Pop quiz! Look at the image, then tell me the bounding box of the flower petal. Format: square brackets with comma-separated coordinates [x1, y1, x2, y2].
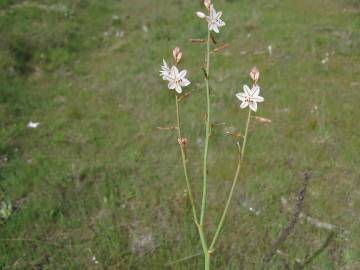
[210, 5, 216, 17]
[251, 85, 260, 96]
[168, 81, 176, 89]
[180, 78, 190, 87]
[236, 92, 247, 101]
[179, 69, 187, 78]
[163, 70, 172, 80]
[249, 101, 258, 112]
[171, 66, 179, 76]
[243, 85, 251, 95]
[251, 95, 264, 102]
[216, 11, 222, 19]
[162, 59, 168, 69]
[212, 24, 219, 33]
[240, 101, 249, 109]
[217, 19, 225, 27]
[175, 84, 182, 94]
[208, 23, 214, 31]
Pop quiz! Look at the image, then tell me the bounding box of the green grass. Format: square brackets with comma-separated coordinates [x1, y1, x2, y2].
[0, 0, 359, 269]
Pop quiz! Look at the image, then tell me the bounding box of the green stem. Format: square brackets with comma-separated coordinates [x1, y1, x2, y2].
[175, 95, 199, 225]
[198, 29, 212, 270]
[176, 94, 209, 268]
[209, 108, 252, 252]
[200, 30, 211, 227]
[204, 253, 210, 270]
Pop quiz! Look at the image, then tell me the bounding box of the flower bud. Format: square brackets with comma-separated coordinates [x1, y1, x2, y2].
[196, 11, 206, 19]
[250, 66, 260, 82]
[173, 46, 182, 64]
[255, 116, 272, 124]
[178, 137, 188, 147]
[204, 0, 211, 10]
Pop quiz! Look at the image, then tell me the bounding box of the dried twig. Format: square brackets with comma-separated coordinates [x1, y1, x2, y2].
[263, 172, 311, 264]
[212, 43, 229, 53]
[202, 66, 209, 79]
[157, 126, 178, 131]
[254, 116, 272, 124]
[295, 232, 335, 270]
[189, 38, 206, 44]
[210, 33, 217, 45]
[224, 130, 242, 138]
[281, 198, 336, 231]
[281, 197, 349, 236]
[178, 92, 192, 102]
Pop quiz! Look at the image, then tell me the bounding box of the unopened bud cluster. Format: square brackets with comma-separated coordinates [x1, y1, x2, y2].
[204, 0, 211, 10]
[173, 47, 182, 64]
[250, 67, 260, 84]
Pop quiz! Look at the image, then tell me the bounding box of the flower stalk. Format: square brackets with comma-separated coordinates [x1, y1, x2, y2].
[175, 95, 198, 225]
[200, 30, 211, 228]
[158, 1, 267, 269]
[199, 29, 212, 270]
[209, 107, 252, 252]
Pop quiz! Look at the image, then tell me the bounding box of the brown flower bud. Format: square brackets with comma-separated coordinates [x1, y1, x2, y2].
[177, 137, 188, 147]
[255, 116, 272, 124]
[173, 47, 182, 64]
[204, 0, 211, 10]
[225, 130, 242, 138]
[250, 67, 260, 82]
[212, 43, 229, 53]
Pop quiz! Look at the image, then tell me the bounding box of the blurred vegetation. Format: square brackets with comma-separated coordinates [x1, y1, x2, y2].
[0, 0, 359, 269]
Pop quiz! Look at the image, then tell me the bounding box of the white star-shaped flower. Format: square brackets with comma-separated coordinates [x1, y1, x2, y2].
[206, 5, 225, 33]
[159, 59, 172, 80]
[167, 66, 190, 94]
[236, 85, 264, 112]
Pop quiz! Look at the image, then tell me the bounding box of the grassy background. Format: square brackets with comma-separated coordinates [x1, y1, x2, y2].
[0, 0, 359, 269]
